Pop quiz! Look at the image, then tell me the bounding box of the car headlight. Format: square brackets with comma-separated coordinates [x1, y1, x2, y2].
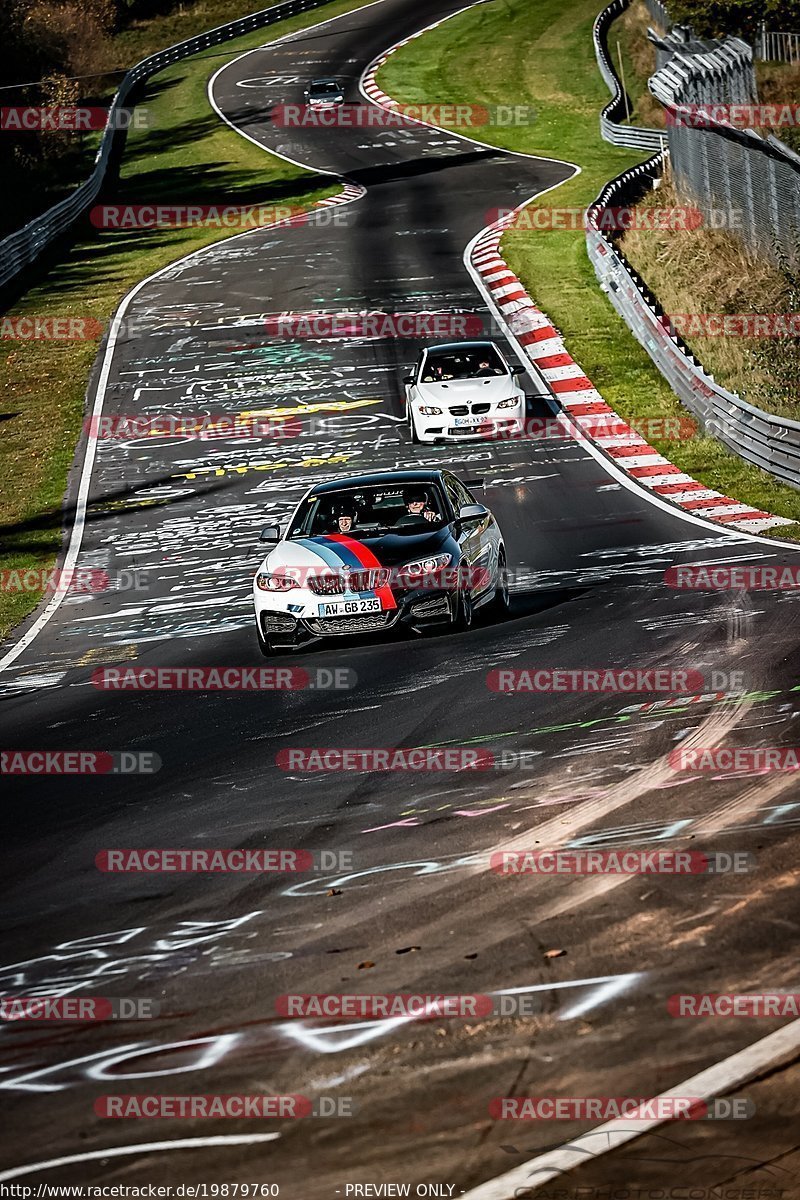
[398, 553, 452, 579]
[497, 397, 521, 409]
[418, 406, 443, 416]
[256, 572, 298, 592]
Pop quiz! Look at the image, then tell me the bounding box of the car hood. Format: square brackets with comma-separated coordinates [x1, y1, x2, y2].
[415, 377, 515, 404]
[260, 527, 452, 574]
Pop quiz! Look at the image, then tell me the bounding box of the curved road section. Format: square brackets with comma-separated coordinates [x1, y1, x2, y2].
[2, 0, 800, 1194]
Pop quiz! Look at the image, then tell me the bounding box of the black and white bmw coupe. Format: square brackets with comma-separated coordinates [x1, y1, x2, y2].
[253, 469, 510, 653]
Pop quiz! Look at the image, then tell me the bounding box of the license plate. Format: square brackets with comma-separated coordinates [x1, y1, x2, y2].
[318, 598, 382, 617]
[453, 417, 482, 427]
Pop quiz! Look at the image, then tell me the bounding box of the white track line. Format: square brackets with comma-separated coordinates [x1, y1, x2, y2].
[5, 0, 799, 678]
[208, 0, 388, 176]
[358, 5, 582, 172]
[460, 1018, 800, 1198]
[364, 7, 800, 553]
[0, 0, 376, 675]
[462, 224, 789, 542]
[0, 1134, 280, 1183]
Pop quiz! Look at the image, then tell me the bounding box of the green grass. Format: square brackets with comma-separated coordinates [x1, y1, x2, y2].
[0, 0, 357, 233]
[0, 0, 375, 642]
[606, 0, 665, 129]
[377, 0, 800, 534]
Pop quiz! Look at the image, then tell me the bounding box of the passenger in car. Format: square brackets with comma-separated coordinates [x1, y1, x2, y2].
[329, 501, 358, 534]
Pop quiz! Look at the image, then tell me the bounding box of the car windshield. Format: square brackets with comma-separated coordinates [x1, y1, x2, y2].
[421, 347, 506, 382]
[311, 81, 341, 93]
[288, 484, 449, 538]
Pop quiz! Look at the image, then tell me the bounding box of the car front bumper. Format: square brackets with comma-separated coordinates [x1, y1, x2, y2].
[255, 586, 456, 644]
[413, 403, 525, 442]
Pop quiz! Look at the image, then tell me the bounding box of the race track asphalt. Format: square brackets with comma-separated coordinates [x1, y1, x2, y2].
[1, 0, 800, 1193]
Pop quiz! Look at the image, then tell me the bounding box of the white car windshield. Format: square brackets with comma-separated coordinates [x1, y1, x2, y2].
[421, 348, 505, 382]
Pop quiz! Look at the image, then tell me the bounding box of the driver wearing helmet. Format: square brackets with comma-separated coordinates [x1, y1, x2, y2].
[330, 499, 358, 535]
[397, 487, 441, 526]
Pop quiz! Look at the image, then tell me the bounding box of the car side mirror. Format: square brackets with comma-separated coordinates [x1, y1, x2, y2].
[403, 374, 414, 385]
[512, 365, 526, 376]
[458, 503, 487, 522]
[259, 525, 282, 542]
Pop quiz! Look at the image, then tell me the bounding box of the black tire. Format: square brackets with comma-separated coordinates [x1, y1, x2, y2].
[409, 407, 422, 444]
[452, 588, 474, 632]
[491, 548, 511, 616]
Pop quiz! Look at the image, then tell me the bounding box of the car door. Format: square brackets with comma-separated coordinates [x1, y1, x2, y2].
[404, 353, 423, 413]
[444, 475, 492, 600]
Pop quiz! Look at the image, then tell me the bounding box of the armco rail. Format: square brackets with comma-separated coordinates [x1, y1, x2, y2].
[586, 160, 800, 489]
[0, 0, 333, 292]
[593, 0, 665, 151]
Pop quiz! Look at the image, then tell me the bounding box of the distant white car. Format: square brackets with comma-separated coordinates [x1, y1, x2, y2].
[403, 340, 526, 444]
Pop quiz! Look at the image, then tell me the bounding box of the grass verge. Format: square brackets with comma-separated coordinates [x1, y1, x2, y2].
[756, 59, 800, 155]
[1, 0, 356, 233]
[621, 174, 800, 421]
[0, 0, 374, 642]
[607, 0, 665, 129]
[377, 0, 800, 535]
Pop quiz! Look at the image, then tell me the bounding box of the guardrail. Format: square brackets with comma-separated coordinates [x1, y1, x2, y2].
[586, 160, 800, 488]
[649, 34, 800, 264]
[593, 0, 667, 151]
[0, 0, 333, 292]
[643, 0, 670, 31]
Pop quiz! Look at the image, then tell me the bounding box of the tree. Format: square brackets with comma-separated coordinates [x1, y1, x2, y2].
[667, 0, 800, 41]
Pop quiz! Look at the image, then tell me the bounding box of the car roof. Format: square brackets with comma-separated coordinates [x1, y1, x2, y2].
[310, 470, 446, 495]
[310, 77, 341, 85]
[423, 341, 500, 355]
